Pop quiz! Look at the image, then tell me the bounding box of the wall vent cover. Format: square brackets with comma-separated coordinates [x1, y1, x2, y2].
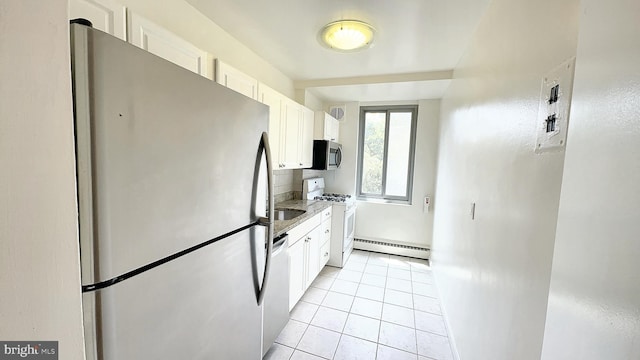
[329, 105, 346, 121]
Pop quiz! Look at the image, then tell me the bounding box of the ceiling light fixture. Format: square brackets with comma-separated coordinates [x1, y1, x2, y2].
[319, 20, 375, 52]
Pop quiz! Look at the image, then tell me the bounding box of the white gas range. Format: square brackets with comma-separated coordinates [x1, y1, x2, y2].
[303, 178, 356, 268]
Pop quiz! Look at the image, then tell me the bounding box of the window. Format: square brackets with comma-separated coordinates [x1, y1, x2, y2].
[357, 105, 418, 203]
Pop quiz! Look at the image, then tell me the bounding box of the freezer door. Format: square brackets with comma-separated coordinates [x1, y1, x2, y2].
[71, 24, 269, 285]
[84, 226, 265, 360]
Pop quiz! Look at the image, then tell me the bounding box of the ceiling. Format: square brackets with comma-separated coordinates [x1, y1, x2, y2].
[186, 0, 491, 102]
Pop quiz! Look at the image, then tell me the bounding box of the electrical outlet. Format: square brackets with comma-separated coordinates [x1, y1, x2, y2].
[423, 196, 431, 213]
[535, 58, 576, 153]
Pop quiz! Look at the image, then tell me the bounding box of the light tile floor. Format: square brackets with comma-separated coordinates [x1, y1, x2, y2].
[264, 250, 454, 360]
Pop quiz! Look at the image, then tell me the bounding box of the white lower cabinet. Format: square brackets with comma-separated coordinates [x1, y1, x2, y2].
[287, 209, 332, 310]
[288, 236, 306, 310]
[319, 208, 332, 268]
[304, 226, 322, 286]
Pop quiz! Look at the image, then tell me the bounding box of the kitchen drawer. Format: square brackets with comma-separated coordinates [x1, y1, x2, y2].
[321, 219, 331, 246]
[287, 212, 322, 247]
[320, 240, 330, 267]
[321, 206, 332, 223]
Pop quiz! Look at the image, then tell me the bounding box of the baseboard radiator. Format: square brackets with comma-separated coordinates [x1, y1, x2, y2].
[354, 238, 430, 260]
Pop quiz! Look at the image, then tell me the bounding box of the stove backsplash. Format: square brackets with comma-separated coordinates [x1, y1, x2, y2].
[272, 169, 335, 204]
[295, 169, 327, 191]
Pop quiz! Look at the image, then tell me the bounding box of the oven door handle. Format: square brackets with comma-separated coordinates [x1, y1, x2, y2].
[344, 206, 356, 239]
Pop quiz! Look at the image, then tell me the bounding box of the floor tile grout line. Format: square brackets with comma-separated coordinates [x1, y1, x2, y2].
[331, 333, 343, 360]
[375, 299, 383, 360]
[416, 327, 450, 339]
[414, 289, 419, 358]
[295, 347, 333, 360]
[293, 320, 311, 351]
[282, 251, 437, 360]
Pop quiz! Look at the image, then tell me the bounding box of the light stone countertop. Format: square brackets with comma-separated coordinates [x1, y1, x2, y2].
[273, 199, 332, 237]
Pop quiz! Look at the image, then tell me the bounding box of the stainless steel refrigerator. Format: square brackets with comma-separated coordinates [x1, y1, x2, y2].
[70, 22, 274, 360]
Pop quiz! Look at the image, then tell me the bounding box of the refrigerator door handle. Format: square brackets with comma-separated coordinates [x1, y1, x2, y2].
[257, 131, 274, 306]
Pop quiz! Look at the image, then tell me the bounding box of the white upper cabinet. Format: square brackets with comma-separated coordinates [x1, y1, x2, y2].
[215, 60, 259, 100]
[258, 84, 313, 170]
[257, 83, 283, 168]
[280, 98, 303, 169]
[314, 111, 340, 142]
[280, 99, 315, 169]
[128, 11, 210, 78]
[69, 0, 126, 41]
[301, 107, 314, 168]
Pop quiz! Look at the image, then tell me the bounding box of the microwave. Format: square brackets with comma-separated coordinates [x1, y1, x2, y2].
[312, 140, 342, 170]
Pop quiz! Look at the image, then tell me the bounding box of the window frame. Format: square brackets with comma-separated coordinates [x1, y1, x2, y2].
[356, 105, 418, 204]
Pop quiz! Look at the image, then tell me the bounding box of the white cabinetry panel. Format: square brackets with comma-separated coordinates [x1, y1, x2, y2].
[301, 107, 314, 168]
[215, 60, 258, 100]
[257, 84, 283, 168]
[217, 63, 313, 169]
[314, 111, 339, 142]
[128, 11, 210, 78]
[69, 0, 126, 41]
[288, 237, 306, 310]
[305, 226, 322, 286]
[281, 99, 303, 169]
[287, 213, 326, 310]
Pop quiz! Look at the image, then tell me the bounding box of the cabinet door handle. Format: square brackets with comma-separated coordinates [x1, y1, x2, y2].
[299, 163, 303, 166]
[325, 229, 330, 234]
[325, 212, 330, 216]
[324, 252, 329, 256]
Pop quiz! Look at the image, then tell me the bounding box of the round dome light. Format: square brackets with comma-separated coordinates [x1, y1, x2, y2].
[319, 20, 375, 52]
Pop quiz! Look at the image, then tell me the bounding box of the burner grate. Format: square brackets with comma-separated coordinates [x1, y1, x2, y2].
[314, 193, 352, 202]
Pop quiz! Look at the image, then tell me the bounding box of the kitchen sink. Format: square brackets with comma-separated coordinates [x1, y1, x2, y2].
[274, 208, 306, 221]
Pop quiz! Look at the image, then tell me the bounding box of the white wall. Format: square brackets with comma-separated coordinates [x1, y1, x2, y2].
[431, 0, 580, 358]
[541, 0, 640, 358]
[0, 1, 85, 358]
[295, 89, 325, 112]
[323, 100, 440, 250]
[120, 0, 295, 98]
[323, 102, 361, 196]
[355, 100, 440, 249]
